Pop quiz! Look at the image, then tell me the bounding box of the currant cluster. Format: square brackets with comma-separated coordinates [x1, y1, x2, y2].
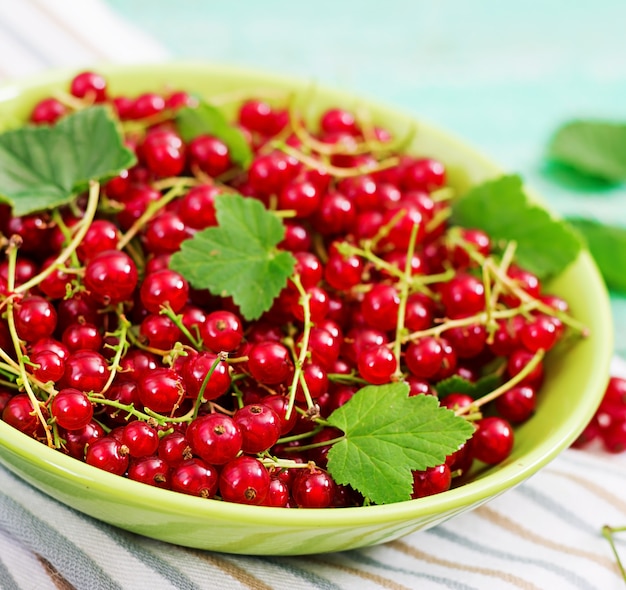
[573, 377, 626, 453]
[0, 70, 578, 508]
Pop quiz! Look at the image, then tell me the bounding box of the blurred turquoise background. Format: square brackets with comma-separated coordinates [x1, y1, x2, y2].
[106, 0, 626, 354]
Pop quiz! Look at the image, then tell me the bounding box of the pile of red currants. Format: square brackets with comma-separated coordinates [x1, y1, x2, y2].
[0, 71, 580, 508]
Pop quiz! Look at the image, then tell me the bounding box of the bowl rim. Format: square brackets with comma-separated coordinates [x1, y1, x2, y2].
[0, 60, 615, 530]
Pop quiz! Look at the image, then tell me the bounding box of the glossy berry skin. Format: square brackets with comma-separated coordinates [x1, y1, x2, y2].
[121, 420, 160, 458]
[182, 352, 231, 400]
[234, 404, 282, 454]
[177, 184, 220, 229]
[137, 368, 185, 414]
[292, 468, 336, 508]
[14, 296, 57, 343]
[128, 457, 170, 489]
[472, 417, 514, 465]
[30, 349, 65, 383]
[495, 385, 536, 424]
[219, 456, 270, 506]
[361, 284, 400, 332]
[188, 413, 242, 465]
[411, 464, 452, 498]
[50, 388, 93, 431]
[247, 342, 294, 385]
[2, 394, 41, 436]
[30, 97, 67, 124]
[141, 129, 186, 178]
[440, 273, 485, 318]
[143, 212, 190, 255]
[188, 135, 231, 177]
[404, 337, 444, 379]
[84, 250, 138, 305]
[140, 269, 189, 314]
[85, 437, 129, 475]
[170, 458, 218, 498]
[62, 350, 109, 393]
[70, 71, 107, 102]
[201, 310, 243, 353]
[357, 345, 397, 385]
[62, 421, 104, 460]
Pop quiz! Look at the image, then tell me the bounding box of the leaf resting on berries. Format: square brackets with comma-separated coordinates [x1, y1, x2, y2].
[176, 100, 253, 169]
[450, 175, 582, 280]
[435, 374, 502, 400]
[169, 193, 296, 321]
[0, 106, 135, 216]
[325, 382, 474, 505]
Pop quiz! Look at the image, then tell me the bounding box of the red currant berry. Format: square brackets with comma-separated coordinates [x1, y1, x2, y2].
[70, 71, 107, 102]
[30, 97, 67, 124]
[14, 296, 57, 343]
[357, 344, 397, 385]
[85, 437, 129, 475]
[411, 463, 451, 498]
[292, 467, 336, 508]
[219, 456, 270, 505]
[472, 417, 514, 464]
[121, 420, 160, 458]
[137, 368, 185, 414]
[188, 413, 242, 465]
[140, 129, 186, 178]
[140, 269, 189, 314]
[84, 250, 138, 305]
[247, 342, 294, 385]
[234, 404, 282, 454]
[201, 310, 243, 353]
[170, 458, 218, 498]
[50, 388, 93, 430]
[128, 457, 171, 489]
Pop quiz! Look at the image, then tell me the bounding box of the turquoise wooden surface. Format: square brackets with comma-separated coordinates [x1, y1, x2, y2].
[105, 0, 626, 355]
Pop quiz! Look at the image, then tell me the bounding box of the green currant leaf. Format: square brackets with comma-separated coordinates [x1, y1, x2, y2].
[566, 217, 626, 293]
[325, 383, 474, 505]
[450, 175, 582, 280]
[434, 374, 502, 400]
[169, 193, 296, 321]
[176, 101, 253, 169]
[0, 106, 135, 216]
[547, 120, 626, 182]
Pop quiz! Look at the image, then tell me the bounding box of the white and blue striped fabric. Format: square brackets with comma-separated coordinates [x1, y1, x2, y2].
[1, 1, 626, 588]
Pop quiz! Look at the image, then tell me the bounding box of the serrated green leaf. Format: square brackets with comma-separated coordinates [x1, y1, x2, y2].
[326, 383, 474, 505]
[0, 106, 135, 216]
[547, 120, 626, 182]
[434, 373, 501, 399]
[176, 101, 253, 169]
[169, 193, 295, 321]
[567, 217, 626, 293]
[450, 175, 582, 280]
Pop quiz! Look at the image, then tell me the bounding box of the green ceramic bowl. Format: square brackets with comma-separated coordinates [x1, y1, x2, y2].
[0, 62, 613, 556]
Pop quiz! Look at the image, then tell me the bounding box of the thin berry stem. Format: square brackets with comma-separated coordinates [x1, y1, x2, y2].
[4, 241, 53, 446]
[393, 222, 420, 378]
[602, 525, 626, 584]
[99, 310, 130, 395]
[15, 181, 100, 295]
[286, 274, 314, 419]
[455, 349, 545, 416]
[117, 181, 187, 250]
[192, 353, 226, 420]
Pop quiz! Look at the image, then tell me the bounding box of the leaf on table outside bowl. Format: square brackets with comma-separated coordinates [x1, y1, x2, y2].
[0, 106, 135, 217]
[326, 382, 474, 505]
[547, 120, 626, 183]
[450, 175, 583, 281]
[566, 217, 626, 293]
[169, 193, 296, 321]
[176, 100, 253, 170]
